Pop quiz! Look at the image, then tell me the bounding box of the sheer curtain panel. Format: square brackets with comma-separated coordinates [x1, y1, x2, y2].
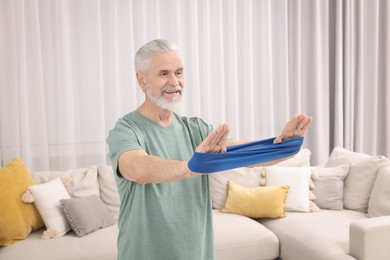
[0, 0, 389, 170]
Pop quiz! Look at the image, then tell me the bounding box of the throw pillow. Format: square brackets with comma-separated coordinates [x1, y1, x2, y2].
[262, 166, 314, 212]
[209, 167, 263, 209]
[367, 164, 390, 217]
[28, 177, 71, 238]
[311, 165, 350, 210]
[0, 158, 44, 246]
[97, 165, 120, 220]
[221, 181, 289, 218]
[326, 146, 371, 165]
[209, 149, 311, 210]
[274, 148, 311, 167]
[60, 195, 116, 237]
[326, 147, 389, 212]
[31, 166, 100, 198]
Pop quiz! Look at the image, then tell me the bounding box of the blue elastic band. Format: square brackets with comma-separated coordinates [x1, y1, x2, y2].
[188, 137, 304, 174]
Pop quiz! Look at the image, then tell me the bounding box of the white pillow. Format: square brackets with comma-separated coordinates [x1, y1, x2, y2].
[209, 167, 262, 209]
[264, 167, 312, 212]
[209, 148, 311, 209]
[29, 177, 71, 238]
[274, 148, 311, 167]
[326, 147, 389, 212]
[31, 166, 100, 198]
[368, 164, 390, 217]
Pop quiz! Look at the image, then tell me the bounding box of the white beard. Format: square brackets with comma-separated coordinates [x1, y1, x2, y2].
[145, 85, 183, 112]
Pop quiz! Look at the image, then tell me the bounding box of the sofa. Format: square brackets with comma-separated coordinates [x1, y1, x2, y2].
[1, 147, 390, 260]
[211, 147, 390, 260]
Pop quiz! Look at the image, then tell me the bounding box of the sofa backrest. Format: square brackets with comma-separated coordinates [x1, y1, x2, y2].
[31, 165, 120, 220]
[97, 165, 120, 220]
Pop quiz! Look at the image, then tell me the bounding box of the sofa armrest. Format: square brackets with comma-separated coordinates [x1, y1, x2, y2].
[350, 215, 390, 260]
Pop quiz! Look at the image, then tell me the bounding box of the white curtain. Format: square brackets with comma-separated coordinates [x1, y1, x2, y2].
[1, 0, 389, 171]
[341, 0, 390, 156]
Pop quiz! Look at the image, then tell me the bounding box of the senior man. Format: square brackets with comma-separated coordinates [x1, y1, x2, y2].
[106, 39, 312, 260]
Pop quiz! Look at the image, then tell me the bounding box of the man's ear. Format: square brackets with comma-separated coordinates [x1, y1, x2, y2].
[136, 72, 146, 92]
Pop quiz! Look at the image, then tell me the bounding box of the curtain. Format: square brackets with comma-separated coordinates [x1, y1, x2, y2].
[341, 0, 390, 156]
[0, 0, 389, 171]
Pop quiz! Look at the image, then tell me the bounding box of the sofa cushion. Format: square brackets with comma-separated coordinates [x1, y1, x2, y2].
[368, 164, 390, 217]
[29, 177, 71, 238]
[0, 224, 118, 260]
[312, 165, 350, 210]
[213, 210, 279, 260]
[326, 147, 389, 212]
[209, 148, 311, 210]
[262, 167, 313, 212]
[60, 195, 115, 237]
[221, 181, 289, 218]
[210, 167, 262, 209]
[32, 166, 100, 198]
[274, 148, 311, 167]
[0, 158, 44, 246]
[97, 165, 120, 220]
[259, 209, 366, 260]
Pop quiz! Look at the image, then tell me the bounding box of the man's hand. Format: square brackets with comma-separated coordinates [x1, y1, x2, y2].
[274, 113, 312, 143]
[196, 123, 230, 153]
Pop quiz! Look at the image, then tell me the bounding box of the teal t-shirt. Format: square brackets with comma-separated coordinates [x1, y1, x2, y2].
[106, 111, 214, 260]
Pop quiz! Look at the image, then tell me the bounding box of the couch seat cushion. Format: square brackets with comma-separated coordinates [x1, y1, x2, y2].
[258, 210, 366, 260]
[213, 210, 279, 260]
[0, 224, 118, 260]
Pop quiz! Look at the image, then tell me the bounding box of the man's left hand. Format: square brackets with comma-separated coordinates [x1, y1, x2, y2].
[274, 113, 312, 143]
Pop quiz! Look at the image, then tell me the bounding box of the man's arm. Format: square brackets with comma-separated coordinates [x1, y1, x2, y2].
[118, 123, 230, 184]
[118, 150, 194, 184]
[222, 138, 295, 167]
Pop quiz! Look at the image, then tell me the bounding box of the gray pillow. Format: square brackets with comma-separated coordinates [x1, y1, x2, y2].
[326, 147, 389, 212]
[312, 165, 350, 210]
[60, 195, 115, 237]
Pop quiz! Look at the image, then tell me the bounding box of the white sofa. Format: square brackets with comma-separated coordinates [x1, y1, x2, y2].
[1, 148, 390, 260]
[211, 147, 390, 260]
[0, 165, 120, 260]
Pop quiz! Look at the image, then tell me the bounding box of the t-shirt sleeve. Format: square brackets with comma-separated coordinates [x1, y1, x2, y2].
[190, 117, 234, 145]
[106, 118, 142, 176]
[196, 118, 213, 139]
[186, 117, 214, 145]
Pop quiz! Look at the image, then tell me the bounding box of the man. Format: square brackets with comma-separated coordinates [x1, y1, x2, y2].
[106, 39, 312, 260]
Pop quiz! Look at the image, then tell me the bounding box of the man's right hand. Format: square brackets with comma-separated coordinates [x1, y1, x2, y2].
[196, 123, 230, 153]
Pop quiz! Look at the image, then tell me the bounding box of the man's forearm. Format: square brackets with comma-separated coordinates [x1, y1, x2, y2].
[119, 151, 199, 184]
[225, 138, 296, 167]
[246, 154, 294, 168]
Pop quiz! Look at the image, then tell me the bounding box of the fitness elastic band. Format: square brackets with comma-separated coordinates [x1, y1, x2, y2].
[188, 136, 304, 174]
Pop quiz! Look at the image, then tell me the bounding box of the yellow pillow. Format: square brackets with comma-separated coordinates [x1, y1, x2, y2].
[0, 158, 44, 246]
[221, 181, 289, 218]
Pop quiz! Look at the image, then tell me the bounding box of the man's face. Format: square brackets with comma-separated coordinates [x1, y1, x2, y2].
[141, 51, 184, 111]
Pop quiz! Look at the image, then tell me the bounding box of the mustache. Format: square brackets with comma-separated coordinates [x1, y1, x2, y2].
[161, 85, 183, 92]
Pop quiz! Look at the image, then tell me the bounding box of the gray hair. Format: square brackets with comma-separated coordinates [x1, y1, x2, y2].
[134, 39, 179, 74]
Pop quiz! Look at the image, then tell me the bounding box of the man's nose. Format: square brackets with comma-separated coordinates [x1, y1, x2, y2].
[168, 73, 179, 85]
